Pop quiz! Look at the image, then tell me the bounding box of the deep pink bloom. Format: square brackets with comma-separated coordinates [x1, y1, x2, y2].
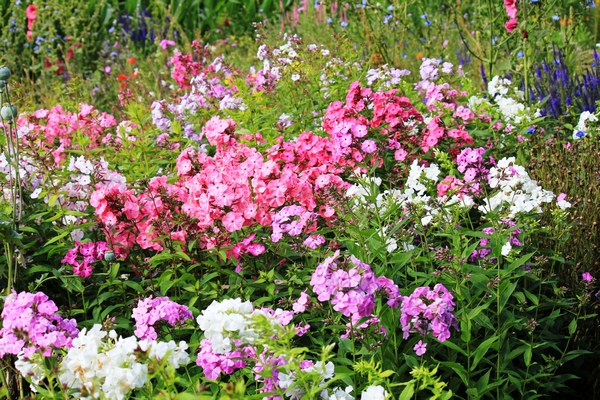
[582, 272, 594, 283]
[26, 4, 38, 31]
[505, 18, 518, 32]
[504, 0, 517, 19]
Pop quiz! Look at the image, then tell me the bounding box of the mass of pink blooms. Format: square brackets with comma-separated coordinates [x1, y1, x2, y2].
[18, 104, 118, 168]
[310, 250, 401, 336]
[400, 284, 458, 353]
[61, 241, 110, 277]
[0, 291, 79, 359]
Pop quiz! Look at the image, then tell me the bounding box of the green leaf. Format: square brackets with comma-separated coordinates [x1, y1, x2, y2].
[440, 361, 469, 386]
[441, 340, 467, 356]
[499, 281, 517, 311]
[44, 229, 71, 246]
[524, 346, 532, 366]
[398, 383, 415, 400]
[122, 280, 143, 293]
[471, 335, 498, 371]
[476, 368, 491, 395]
[568, 318, 577, 336]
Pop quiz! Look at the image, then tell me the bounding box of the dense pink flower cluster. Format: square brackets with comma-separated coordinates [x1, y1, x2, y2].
[310, 251, 401, 327]
[0, 291, 79, 358]
[170, 45, 202, 89]
[61, 241, 110, 278]
[91, 116, 348, 257]
[323, 81, 424, 167]
[400, 284, 458, 351]
[132, 296, 193, 341]
[18, 103, 118, 168]
[196, 338, 248, 380]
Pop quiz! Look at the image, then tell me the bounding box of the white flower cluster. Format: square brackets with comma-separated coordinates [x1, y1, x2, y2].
[324, 386, 355, 400]
[59, 324, 189, 400]
[484, 76, 541, 126]
[279, 361, 335, 399]
[379, 160, 472, 225]
[196, 298, 265, 354]
[361, 385, 389, 399]
[346, 162, 473, 252]
[15, 352, 45, 392]
[481, 157, 555, 217]
[573, 110, 598, 139]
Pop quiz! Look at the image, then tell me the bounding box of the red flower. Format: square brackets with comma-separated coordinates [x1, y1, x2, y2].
[127, 57, 136, 64]
[118, 74, 127, 81]
[26, 4, 38, 31]
[505, 18, 518, 33]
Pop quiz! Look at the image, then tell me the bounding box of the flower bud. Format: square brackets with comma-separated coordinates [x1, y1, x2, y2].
[104, 251, 115, 262]
[1, 105, 17, 121]
[0, 66, 11, 81]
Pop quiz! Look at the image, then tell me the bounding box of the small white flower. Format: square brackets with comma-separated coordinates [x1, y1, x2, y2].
[30, 187, 42, 199]
[361, 385, 388, 400]
[501, 242, 512, 256]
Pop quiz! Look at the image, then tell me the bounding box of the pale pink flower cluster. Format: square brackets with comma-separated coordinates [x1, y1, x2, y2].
[271, 205, 317, 243]
[0, 291, 79, 358]
[18, 103, 117, 168]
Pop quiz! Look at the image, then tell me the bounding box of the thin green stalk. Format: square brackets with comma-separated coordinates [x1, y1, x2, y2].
[496, 255, 502, 400]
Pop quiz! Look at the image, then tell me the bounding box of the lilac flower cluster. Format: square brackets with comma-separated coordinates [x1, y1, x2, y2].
[400, 284, 458, 354]
[132, 296, 193, 341]
[310, 251, 401, 327]
[0, 291, 79, 358]
[455, 147, 490, 194]
[61, 241, 109, 278]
